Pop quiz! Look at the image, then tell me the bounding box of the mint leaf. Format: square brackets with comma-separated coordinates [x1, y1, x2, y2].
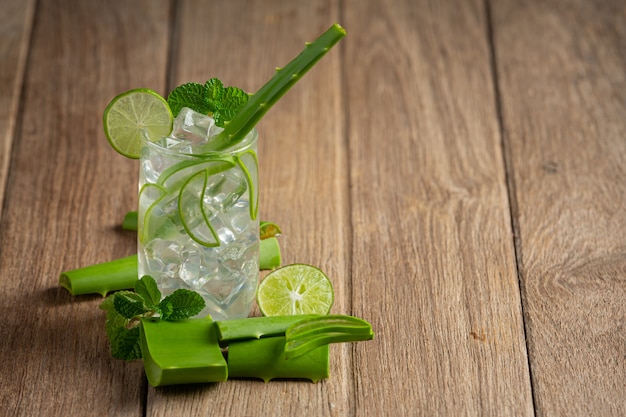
[100, 283, 205, 361]
[204, 78, 224, 111]
[214, 86, 248, 127]
[110, 326, 142, 361]
[158, 289, 206, 320]
[100, 296, 142, 361]
[135, 276, 161, 308]
[167, 78, 248, 127]
[167, 82, 212, 117]
[113, 291, 148, 319]
[101, 295, 127, 341]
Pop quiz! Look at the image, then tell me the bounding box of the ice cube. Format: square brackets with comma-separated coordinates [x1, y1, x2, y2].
[208, 214, 236, 245]
[171, 107, 222, 143]
[163, 136, 193, 154]
[229, 201, 252, 234]
[203, 170, 247, 213]
[202, 268, 247, 306]
[143, 239, 182, 278]
[141, 153, 165, 183]
[179, 246, 200, 279]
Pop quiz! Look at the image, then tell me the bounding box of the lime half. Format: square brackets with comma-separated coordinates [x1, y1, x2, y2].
[103, 88, 173, 159]
[257, 264, 334, 316]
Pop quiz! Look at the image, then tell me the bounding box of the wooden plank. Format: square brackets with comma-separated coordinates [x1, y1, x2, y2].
[492, 0, 626, 415]
[0, 0, 170, 415]
[146, 1, 351, 415]
[0, 0, 35, 221]
[344, 0, 534, 414]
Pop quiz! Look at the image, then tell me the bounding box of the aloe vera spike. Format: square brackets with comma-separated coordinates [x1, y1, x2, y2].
[227, 336, 329, 383]
[59, 255, 138, 297]
[207, 24, 346, 152]
[215, 314, 318, 344]
[140, 317, 228, 386]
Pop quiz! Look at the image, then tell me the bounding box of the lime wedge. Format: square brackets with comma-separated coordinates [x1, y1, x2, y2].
[257, 264, 334, 316]
[103, 88, 173, 159]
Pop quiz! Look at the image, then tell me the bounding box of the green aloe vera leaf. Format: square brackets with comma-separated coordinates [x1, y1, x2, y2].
[59, 255, 138, 297]
[140, 317, 227, 386]
[122, 211, 139, 230]
[59, 235, 281, 296]
[284, 315, 374, 359]
[286, 315, 373, 339]
[206, 24, 346, 152]
[121, 211, 138, 231]
[259, 237, 281, 270]
[227, 336, 329, 383]
[215, 315, 318, 344]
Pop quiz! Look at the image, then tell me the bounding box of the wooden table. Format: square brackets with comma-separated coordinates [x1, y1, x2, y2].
[1, 0, 624, 415]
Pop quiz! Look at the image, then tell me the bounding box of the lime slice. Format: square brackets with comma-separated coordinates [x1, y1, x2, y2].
[103, 88, 173, 159]
[257, 264, 334, 316]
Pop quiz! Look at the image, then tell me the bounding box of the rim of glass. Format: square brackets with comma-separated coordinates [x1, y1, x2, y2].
[142, 127, 258, 159]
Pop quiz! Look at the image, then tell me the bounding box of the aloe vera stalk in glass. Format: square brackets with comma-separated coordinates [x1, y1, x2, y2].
[138, 116, 259, 321]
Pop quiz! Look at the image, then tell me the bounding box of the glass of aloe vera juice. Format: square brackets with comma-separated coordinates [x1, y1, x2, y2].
[105, 24, 347, 321]
[138, 110, 259, 321]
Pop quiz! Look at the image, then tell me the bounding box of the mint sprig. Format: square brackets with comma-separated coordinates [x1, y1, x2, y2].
[167, 78, 249, 127]
[99, 275, 206, 361]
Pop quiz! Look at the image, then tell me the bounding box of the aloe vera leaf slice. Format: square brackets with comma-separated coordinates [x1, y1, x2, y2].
[156, 157, 235, 190]
[140, 317, 227, 386]
[260, 221, 281, 239]
[259, 237, 281, 270]
[59, 255, 139, 297]
[138, 183, 167, 244]
[178, 169, 220, 247]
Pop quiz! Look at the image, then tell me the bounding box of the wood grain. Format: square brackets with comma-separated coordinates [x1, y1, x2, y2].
[344, 0, 533, 414]
[0, 1, 170, 415]
[0, 0, 35, 220]
[146, 1, 352, 416]
[3, 0, 624, 415]
[492, 0, 626, 415]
